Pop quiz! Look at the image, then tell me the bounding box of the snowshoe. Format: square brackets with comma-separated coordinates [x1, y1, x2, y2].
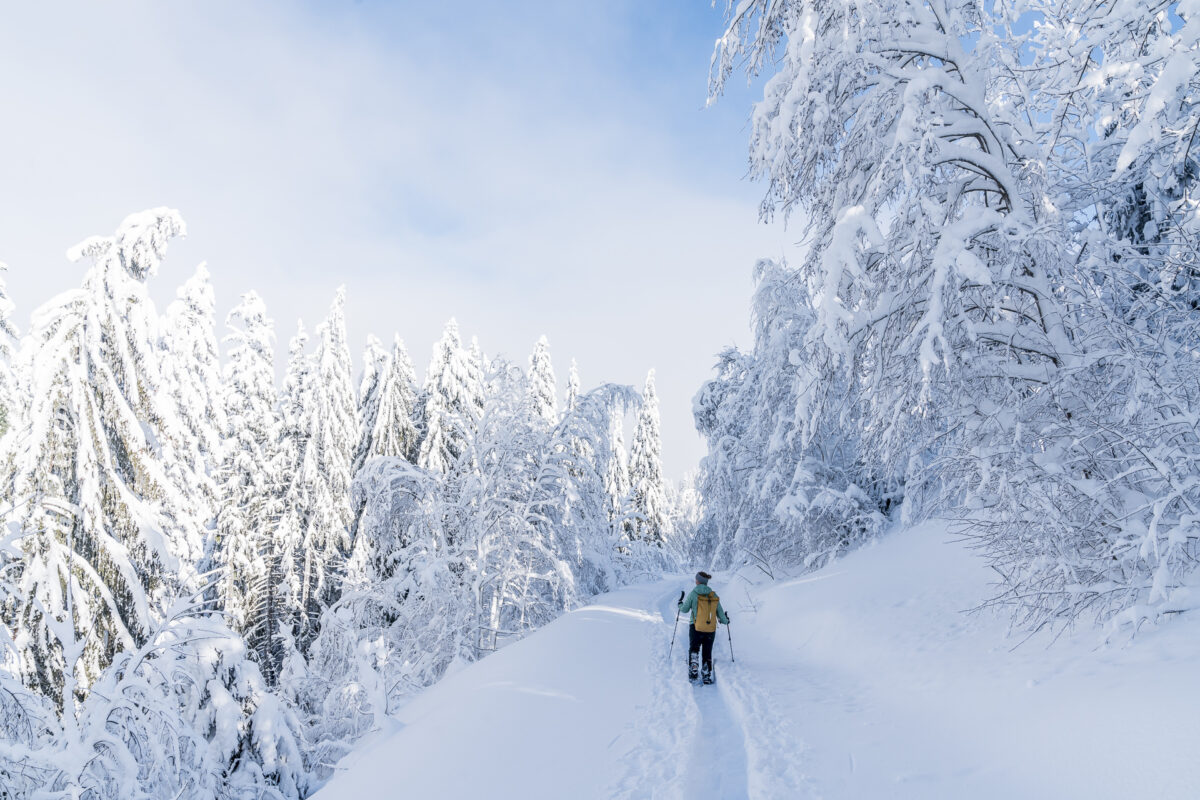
[688, 654, 699, 682]
[701, 664, 715, 685]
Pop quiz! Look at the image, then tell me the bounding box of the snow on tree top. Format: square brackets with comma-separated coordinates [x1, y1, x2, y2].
[66, 207, 186, 280]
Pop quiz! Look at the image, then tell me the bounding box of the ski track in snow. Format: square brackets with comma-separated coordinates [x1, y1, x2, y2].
[608, 587, 695, 800]
[684, 680, 748, 799]
[719, 658, 812, 799]
[609, 586, 809, 800]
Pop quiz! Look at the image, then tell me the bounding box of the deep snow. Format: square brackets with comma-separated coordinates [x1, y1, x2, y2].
[316, 522, 1200, 799]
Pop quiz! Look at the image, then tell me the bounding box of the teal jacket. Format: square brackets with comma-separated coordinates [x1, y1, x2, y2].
[679, 584, 729, 626]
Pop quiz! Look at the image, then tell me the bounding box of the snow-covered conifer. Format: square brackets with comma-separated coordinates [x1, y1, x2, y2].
[5, 209, 204, 704]
[527, 335, 558, 425]
[605, 409, 632, 541]
[628, 370, 669, 545]
[0, 263, 17, 442]
[161, 262, 225, 509]
[357, 335, 388, 406]
[694, 260, 889, 571]
[418, 319, 483, 473]
[215, 292, 281, 644]
[355, 334, 419, 472]
[283, 289, 358, 648]
[269, 323, 315, 650]
[565, 359, 580, 414]
[354, 335, 388, 461]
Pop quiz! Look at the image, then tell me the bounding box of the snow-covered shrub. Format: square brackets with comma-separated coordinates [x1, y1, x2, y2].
[694, 260, 894, 574]
[0, 672, 61, 799]
[302, 455, 473, 736]
[963, 259, 1200, 631]
[0, 614, 309, 800]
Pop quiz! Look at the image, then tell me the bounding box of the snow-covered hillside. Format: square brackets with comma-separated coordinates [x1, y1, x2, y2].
[317, 523, 1200, 800]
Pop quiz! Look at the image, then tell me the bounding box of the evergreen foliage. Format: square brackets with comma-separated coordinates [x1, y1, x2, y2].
[417, 319, 483, 474]
[215, 292, 285, 680]
[0, 264, 17, 443]
[354, 334, 418, 471]
[5, 210, 206, 707]
[629, 370, 669, 545]
[0, 209, 677, 798]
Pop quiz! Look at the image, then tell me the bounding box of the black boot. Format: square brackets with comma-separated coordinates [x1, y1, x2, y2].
[688, 653, 699, 682]
[701, 661, 714, 685]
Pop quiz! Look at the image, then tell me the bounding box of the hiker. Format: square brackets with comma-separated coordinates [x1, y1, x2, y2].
[677, 571, 729, 684]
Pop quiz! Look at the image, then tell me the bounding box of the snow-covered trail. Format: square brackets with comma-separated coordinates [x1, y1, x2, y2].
[657, 593, 755, 798]
[682, 683, 748, 799]
[314, 579, 779, 800]
[316, 522, 1200, 800]
[315, 581, 716, 800]
[608, 589, 763, 800]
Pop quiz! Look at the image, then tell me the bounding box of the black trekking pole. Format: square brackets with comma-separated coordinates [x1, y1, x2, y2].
[726, 623, 735, 663]
[668, 591, 684, 659]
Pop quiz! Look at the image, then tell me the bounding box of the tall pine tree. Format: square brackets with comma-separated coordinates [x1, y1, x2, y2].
[0, 263, 17, 442]
[355, 334, 419, 471]
[628, 370, 669, 545]
[161, 263, 225, 506]
[215, 292, 281, 648]
[286, 289, 358, 649]
[418, 319, 483, 474]
[5, 209, 205, 705]
[527, 336, 558, 426]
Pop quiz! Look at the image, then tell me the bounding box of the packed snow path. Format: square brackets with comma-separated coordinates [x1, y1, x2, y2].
[314, 580, 773, 800]
[317, 523, 1200, 799]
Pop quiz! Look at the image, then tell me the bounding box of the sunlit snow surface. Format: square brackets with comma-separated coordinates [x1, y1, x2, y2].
[317, 522, 1200, 799]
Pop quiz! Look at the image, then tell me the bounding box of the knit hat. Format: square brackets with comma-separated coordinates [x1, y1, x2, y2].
[695, 571, 711, 584]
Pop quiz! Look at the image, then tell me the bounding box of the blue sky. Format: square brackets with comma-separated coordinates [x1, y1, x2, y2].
[0, 0, 790, 479]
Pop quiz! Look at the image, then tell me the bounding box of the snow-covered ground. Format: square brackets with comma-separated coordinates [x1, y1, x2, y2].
[316, 522, 1200, 799]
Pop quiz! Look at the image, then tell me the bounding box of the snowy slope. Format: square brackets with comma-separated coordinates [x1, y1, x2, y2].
[316, 522, 1200, 800]
[312, 582, 702, 800]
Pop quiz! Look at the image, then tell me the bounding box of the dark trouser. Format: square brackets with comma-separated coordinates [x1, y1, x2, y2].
[688, 625, 715, 671]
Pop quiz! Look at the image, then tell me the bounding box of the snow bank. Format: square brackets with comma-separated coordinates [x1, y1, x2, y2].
[318, 523, 1200, 799]
[314, 584, 675, 800]
[728, 521, 1200, 798]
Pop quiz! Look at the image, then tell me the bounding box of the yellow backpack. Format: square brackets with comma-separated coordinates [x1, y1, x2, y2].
[695, 592, 720, 633]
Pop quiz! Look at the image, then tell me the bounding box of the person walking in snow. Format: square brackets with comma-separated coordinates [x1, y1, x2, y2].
[678, 571, 729, 684]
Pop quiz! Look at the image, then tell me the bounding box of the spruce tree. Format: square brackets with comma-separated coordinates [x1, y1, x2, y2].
[355, 334, 419, 471]
[527, 336, 558, 425]
[354, 335, 389, 463]
[215, 292, 281, 642]
[5, 209, 204, 705]
[605, 409, 632, 542]
[0, 263, 17, 442]
[565, 359, 581, 414]
[629, 370, 669, 544]
[287, 289, 357, 648]
[418, 319, 483, 473]
[0, 263, 20, 502]
[269, 320, 315, 667]
[161, 262, 225, 511]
